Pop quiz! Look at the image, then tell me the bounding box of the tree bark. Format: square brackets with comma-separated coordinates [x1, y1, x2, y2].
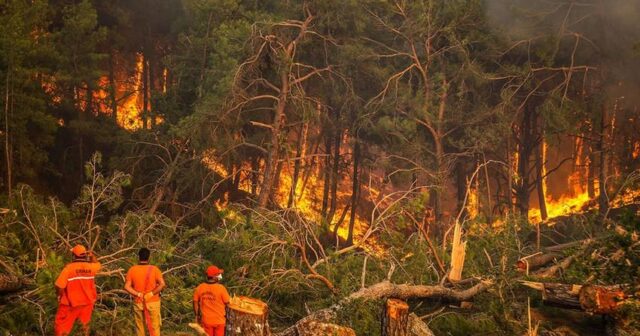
[108, 49, 118, 124]
[536, 139, 548, 221]
[382, 299, 409, 336]
[598, 104, 608, 215]
[516, 253, 561, 272]
[257, 70, 289, 208]
[522, 281, 627, 314]
[4, 69, 11, 198]
[327, 113, 341, 224]
[0, 274, 22, 293]
[142, 51, 149, 130]
[226, 296, 271, 336]
[346, 137, 359, 246]
[288, 123, 308, 208]
[321, 132, 331, 219]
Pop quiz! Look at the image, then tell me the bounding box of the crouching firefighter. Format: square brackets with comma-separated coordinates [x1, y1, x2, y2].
[54, 244, 101, 336]
[193, 265, 230, 336]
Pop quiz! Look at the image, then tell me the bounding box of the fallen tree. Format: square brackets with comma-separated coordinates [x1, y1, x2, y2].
[276, 279, 492, 336]
[521, 281, 628, 313]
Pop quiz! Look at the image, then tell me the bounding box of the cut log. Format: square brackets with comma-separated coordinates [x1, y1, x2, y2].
[289, 320, 356, 336]
[349, 279, 493, 302]
[521, 281, 628, 314]
[579, 284, 626, 314]
[407, 313, 435, 336]
[382, 299, 409, 336]
[0, 274, 23, 293]
[226, 296, 271, 335]
[533, 255, 576, 278]
[278, 280, 491, 336]
[516, 253, 561, 272]
[521, 281, 582, 309]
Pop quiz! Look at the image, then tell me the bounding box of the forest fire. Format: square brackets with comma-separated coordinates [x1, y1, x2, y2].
[529, 192, 591, 223]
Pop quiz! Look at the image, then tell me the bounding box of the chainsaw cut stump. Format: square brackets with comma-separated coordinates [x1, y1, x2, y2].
[226, 296, 270, 335]
[383, 298, 410, 336]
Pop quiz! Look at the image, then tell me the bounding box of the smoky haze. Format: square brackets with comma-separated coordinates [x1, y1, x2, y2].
[486, 0, 640, 106]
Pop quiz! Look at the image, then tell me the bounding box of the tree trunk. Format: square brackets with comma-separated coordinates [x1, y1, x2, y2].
[288, 123, 308, 208]
[251, 156, 260, 196]
[257, 70, 289, 208]
[516, 253, 561, 272]
[281, 321, 356, 336]
[598, 105, 608, 215]
[327, 116, 342, 224]
[346, 136, 359, 246]
[382, 299, 409, 336]
[536, 139, 548, 221]
[522, 281, 626, 314]
[516, 105, 535, 218]
[108, 49, 118, 124]
[226, 296, 270, 336]
[455, 161, 468, 219]
[407, 313, 435, 336]
[4, 70, 11, 198]
[0, 274, 22, 293]
[321, 132, 331, 219]
[142, 51, 149, 130]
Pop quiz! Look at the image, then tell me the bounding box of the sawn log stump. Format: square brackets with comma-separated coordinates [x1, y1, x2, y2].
[225, 296, 270, 335]
[383, 298, 409, 336]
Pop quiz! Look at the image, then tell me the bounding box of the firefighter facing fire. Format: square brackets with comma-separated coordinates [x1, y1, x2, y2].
[193, 265, 231, 336]
[54, 244, 101, 336]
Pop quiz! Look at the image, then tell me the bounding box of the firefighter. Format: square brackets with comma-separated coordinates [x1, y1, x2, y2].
[124, 248, 165, 336]
[54, 244, 101, 336]
[193, 265, 231, 336]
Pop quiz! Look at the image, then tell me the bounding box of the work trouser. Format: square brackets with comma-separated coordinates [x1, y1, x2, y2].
[201, 323, 225, 336]
[54, 303, 94, 336]
[133, 301, 161, 336]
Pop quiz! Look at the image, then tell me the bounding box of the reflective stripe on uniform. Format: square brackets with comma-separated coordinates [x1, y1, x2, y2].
[67, 276, 95, 282]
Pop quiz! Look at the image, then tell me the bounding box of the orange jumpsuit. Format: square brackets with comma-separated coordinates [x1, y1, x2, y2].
[54, 261, 101, 336]
[194, 282, 231, 336]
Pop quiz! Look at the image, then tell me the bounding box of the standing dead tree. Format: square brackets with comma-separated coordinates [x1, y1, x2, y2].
[226, 4, 334, 208]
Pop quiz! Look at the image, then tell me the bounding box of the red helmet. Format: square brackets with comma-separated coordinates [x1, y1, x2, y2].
[206, 265, 224, 277]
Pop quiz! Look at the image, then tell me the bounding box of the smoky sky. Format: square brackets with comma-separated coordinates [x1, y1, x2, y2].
[485, 0, 640, 106]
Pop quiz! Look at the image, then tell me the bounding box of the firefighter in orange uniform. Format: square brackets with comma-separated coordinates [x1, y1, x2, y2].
[124, 247, 166, 336]
[54, 244, 101, 336]
[193, 265, 231, 336]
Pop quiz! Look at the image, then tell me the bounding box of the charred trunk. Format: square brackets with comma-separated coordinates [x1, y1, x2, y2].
[598, 105, 608, 215]
[288, 123, 307, 208]
[327, 114, 342, 223]
[321, 131, 331, 219]
[346, 137, 360, 246]
[108, 49, 118, 123]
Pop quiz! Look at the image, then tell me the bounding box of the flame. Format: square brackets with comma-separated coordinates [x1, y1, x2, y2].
[118, 53, 146, 129]
[529, 191, 590, 222]
[466, 187, 479, 219]
[633, 142, 640, 160]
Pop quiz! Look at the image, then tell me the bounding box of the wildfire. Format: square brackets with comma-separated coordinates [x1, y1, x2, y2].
[529, 191, 591, 223]
[117, 53, 146, 130]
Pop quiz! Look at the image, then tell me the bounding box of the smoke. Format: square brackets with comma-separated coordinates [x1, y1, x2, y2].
[485, 0, 640, 101]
